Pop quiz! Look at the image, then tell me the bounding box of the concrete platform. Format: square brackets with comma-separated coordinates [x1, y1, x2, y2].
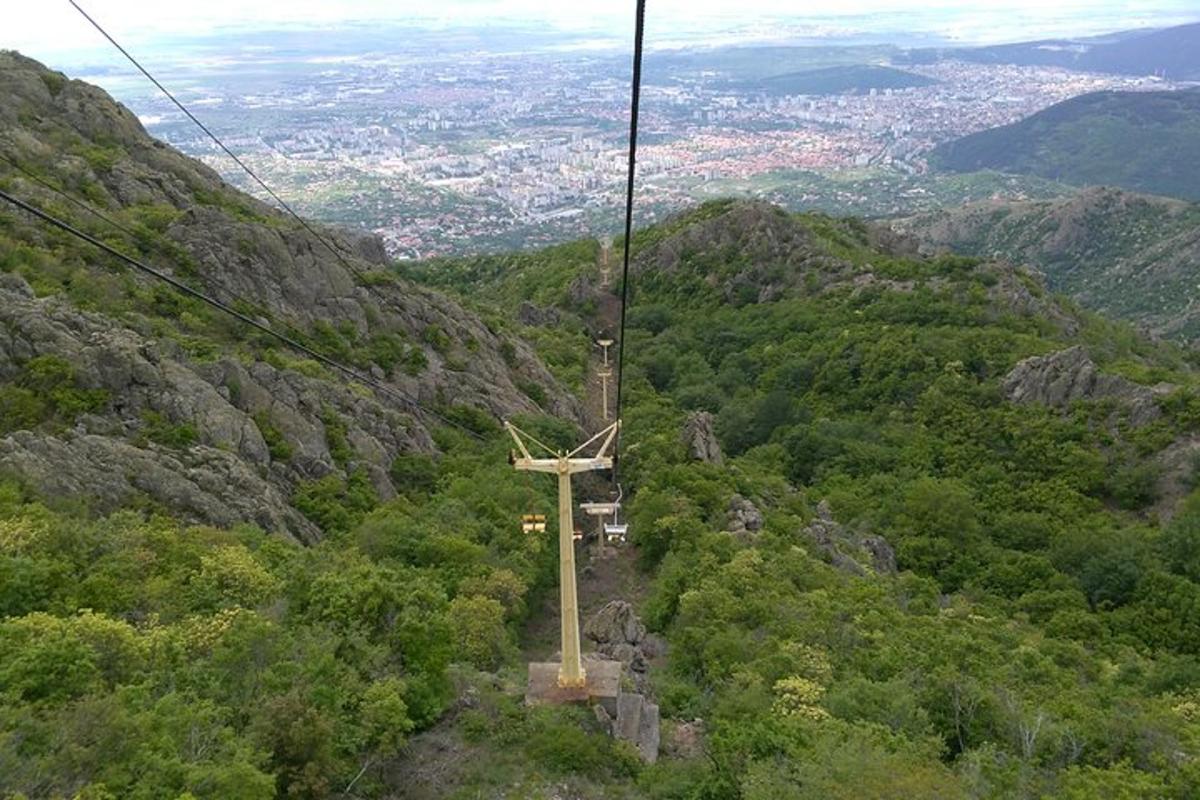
[526, 659, 622, 714]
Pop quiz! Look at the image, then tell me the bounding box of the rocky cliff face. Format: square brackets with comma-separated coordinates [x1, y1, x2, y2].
[0, 52, 580, 538]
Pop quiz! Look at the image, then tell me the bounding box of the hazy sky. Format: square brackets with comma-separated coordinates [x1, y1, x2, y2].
[6, 0, 1200, 61]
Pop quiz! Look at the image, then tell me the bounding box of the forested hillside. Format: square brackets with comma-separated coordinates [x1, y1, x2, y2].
[404, 199, 1200, 798]
[930, 89, 1200, 202]
[736, 65, 936, 96]
[5, 54, 1200, 800]
[894, 187, 1200, 341]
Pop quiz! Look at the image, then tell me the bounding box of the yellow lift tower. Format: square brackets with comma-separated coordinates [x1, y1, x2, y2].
[596, 337, 614, 367]
[506, 419, 622, 694]
[599, 236, 613, 289]
[597, 366, 613, 420]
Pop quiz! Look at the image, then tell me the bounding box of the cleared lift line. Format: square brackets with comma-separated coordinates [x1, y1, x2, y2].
[513, 0, 646, 700]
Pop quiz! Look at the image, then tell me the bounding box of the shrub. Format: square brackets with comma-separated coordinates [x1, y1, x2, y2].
[0, 386, 45, 434]
[1, 356, 108, 432]
[252, 412, 293, 462]
[320, 406, 353, 467]
[141, 411, 198, 449]
[293, 469, 378, 535]
[447, 594, 509, 670]
[389, 453, 438, 497]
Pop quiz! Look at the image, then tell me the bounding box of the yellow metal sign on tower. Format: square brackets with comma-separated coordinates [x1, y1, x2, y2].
[506, 419, 620, 688]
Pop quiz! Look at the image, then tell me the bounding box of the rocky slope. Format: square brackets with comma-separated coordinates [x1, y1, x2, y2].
[633, 199, 1077, 335]
[893, 186, 1200, 340]
[0, 52, 579, 539]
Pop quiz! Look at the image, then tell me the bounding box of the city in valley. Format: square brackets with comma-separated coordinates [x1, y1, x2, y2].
[77, 29, 1183, 257]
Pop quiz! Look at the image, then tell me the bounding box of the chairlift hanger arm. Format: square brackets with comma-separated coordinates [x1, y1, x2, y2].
[504, 420, 561, 459]
[567, 420, 621, 460]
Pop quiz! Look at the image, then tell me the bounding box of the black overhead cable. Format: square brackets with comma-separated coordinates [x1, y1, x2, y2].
[613, 0, 646, 475]
[67, 0, 383, 292]
[0, 187, 485, 440]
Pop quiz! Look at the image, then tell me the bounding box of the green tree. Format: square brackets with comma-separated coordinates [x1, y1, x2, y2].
[447, 594, 509, 671]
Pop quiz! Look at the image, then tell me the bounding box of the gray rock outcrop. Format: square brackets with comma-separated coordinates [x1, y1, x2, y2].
[0, 431, 318, 542]
[583, 603, 662, 762]
[517, 301, 561, 327]
[682, 411, 723, 464]
[803, 500, 897, 576]
[583, 600, 667, 698]
[727, 494, 764, 534]
[1002, 346, 1170, 427]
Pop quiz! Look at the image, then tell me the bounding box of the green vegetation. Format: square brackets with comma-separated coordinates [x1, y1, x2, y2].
[899, 188, 1200, 341]
[253, 410, 294, 462]
[931, 89, 1200, 202]
[293, 469, 379, 534]
[320, 405, 354, 468]
[0, 413, 567, 798]
[397, 201, 1200, 797]
[0, 355, 108, 435]
[139, 410, 199, 449]
[738, 64, 936, 96]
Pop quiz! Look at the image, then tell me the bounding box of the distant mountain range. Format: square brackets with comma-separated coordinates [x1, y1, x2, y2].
[894, 187, 1200, 340]
[929, 88, 1200, 202]
[900, 22, 1200, 80]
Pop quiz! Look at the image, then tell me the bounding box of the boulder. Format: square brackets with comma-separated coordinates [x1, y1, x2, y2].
[666, 719, 706, 759]
[861, 534, 898, 575]
[728, 494, 764, 533]
[584, 601, 655, 692]
[638, 700, 661, 764]
[585, 600, 646, 648]
[517, 301, 561, 327]
[613, 691, 660, 763]
[682, 411, 723, 465]
[615, 692, 644, 745]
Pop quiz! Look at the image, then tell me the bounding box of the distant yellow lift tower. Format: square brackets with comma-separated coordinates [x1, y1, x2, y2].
[596, 338, 615, 420]
[506, 419, 621, 689]
[599, 235, 613, 288]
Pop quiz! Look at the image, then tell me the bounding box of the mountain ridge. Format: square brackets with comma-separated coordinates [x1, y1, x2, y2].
[893, 186, 1200, 340]
[900, 21, 1200, 79]
[929, 87, 1200, 202]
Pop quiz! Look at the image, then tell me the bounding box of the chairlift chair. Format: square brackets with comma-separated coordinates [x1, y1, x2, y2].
[521, 514, 547, 534]
[604, 521, 628, 544]
[602, 484, 629, 544]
